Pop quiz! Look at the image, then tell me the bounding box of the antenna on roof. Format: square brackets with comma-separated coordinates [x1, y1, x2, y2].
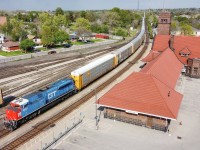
[163, 0, 165, 10]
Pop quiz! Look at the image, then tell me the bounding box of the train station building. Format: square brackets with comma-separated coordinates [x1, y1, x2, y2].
[98, 48, 183, 132]
[149, 34, 200, 77]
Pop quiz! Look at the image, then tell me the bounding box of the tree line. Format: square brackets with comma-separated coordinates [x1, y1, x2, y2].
[0, 7, 143, 51]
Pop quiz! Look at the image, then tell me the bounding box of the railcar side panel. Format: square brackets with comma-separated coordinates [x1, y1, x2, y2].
[118, 47, 132, 64]
[81, 57, 115, 88]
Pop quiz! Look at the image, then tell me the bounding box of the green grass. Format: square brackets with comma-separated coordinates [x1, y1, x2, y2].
[0, 50, 26, 57]
[72, 41, 85, 45]
[129, 29, 138, 37]
[90, 39, 103, 42]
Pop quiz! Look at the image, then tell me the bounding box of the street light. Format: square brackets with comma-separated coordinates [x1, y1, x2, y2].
[95, 88, 99, 130]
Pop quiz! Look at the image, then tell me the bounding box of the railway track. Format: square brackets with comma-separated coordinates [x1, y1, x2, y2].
[2, 50, 112, 96]
[0, 30, 149, 150]
[0, 38, 135, 80]
[0, 128, 10, 139]
[0, 45, 125, 134]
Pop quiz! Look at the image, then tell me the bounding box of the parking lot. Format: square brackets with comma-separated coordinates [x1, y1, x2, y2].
[50, 75, 200, 150]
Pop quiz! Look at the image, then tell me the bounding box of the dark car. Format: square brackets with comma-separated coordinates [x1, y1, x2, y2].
[139, 63, 147, 69]
[63, 44, 71, 48]
[48, 50, 57, 54]
[84, 40, 94, 44]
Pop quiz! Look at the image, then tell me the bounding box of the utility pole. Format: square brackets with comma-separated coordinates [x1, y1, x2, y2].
[95, 88, 98, 130]
[138, 0, 140, 10]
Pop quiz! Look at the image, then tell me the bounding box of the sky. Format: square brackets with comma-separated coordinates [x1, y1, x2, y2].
[0, 0, 199, 11]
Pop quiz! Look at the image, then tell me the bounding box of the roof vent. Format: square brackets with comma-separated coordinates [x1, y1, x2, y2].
[168, 91, 171, 97]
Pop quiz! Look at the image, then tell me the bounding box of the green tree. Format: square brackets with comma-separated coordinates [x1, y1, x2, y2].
[80, 11, 86, 18]
[171, 21, 178, 31]
[180, 24, 193, 35]
[9, 18, 27, 41]
[73, 18, 91, 30]
[114, 27, 128, 37]
[55, 7, 64, 16]
[39, 12, 69, 47]
[85, 11, 96, 22]
[53, 15, 67, 27]
[72, 18, 91, 40]
[54, 30, 69, 44]
[20, 39, 35, 53]
[101, 11, 120, 33]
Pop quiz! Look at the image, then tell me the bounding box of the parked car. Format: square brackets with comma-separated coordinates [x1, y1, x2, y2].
[48, 50, 57, 54]
[34, 49, 41, 53]
[139, 63, 147, 68]
[63, 43, 71, 48]
[84, 40, 94, 44]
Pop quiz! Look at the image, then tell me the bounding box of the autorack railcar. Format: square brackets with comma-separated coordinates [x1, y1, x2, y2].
[71, 54, 116, 90]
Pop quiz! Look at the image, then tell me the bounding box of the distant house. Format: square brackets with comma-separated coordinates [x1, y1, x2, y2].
[0, 33, 5, 44]
[2, 41, 20, 51]
[27, 35, 41, 44]
[192, 28, 200, 37]
[0, 16, 7, 26]
[69, 33, 78, 40]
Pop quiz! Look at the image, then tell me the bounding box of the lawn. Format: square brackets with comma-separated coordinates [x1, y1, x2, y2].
[0, 50, 26, 57]
[129, 29, 138, 37]
[90, 39, 104, 42]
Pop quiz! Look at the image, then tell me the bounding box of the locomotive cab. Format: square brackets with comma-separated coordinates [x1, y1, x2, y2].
[4, 98, 27, 130]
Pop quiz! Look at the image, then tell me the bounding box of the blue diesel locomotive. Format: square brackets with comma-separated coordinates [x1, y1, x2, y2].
[4, 78, 77, 130]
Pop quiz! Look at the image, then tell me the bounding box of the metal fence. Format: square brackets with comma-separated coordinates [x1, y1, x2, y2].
[18, 114, 85, 150]
[0, 40, 118, 64]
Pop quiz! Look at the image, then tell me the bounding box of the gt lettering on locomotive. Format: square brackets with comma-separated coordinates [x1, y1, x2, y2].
[48, 91, 56, 99]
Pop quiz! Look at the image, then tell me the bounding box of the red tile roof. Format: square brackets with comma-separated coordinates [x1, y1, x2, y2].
[173, 36, 200, 64]
[98, 72, 183, 119]
[0, 16, 7, 25]
[152, 35, 170, 52]
[152, 35, 200, 65]
[141, 50, 160, 62]
[140, 48, 183, 88]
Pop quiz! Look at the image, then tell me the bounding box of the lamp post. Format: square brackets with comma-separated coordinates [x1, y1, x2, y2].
[95, 88, 98, 130]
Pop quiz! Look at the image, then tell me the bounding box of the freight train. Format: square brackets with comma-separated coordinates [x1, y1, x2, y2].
[3, 17, 146, 131]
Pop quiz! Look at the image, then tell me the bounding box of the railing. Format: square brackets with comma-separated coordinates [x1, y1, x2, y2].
[0, 40, 118, 64]
[18, 115, 84, 150]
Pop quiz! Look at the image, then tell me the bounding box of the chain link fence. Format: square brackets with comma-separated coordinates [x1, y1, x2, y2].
[0, 40, 118, 64]
[18, 113, 85, 150]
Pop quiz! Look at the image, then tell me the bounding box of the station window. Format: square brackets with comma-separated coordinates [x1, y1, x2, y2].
[161, 19, 168, 23]
[194, 67, 198, 75]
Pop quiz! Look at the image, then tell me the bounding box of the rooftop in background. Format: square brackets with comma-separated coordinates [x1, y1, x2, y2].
[2, 41, 19, 47]
[0, 16, 7, 26]
[152, 35, 200, 64]
[98, 72, 183, 120]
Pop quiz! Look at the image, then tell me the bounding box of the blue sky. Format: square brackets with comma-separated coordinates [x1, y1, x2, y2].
[0, 0, 199, 11]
